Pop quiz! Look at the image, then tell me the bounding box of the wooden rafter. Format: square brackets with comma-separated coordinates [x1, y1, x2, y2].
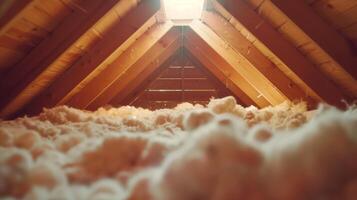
[86, 27, 182, 110]
[111, 50, 180, 106]
[0, 0, 125, 118]
[66, 22, 174, 109]
[216, 0, 347, 108]
[184, 26, 267, 107]
[14, 0, 160, 118]
[271, 0, 357, 80]
[190, 20, 286, 105]
[202, 11, 315, 107]
[184, 49, 247, 106]
[0, 0, 33, 36]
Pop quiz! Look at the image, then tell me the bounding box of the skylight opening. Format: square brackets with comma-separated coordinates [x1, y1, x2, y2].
[163, 0, 205, 21]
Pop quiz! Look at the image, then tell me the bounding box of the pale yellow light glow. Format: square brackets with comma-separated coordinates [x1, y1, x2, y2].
[163, 0, 205, 21]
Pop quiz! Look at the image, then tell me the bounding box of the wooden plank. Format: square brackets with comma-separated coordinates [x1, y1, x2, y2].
[202, 11, 315, 106]
[66, 22, 174, 109]
[144, 91, 183, 101]
[159, 67, 182, 78]
[183, 67, 206, 78]
[0, 0, 125, 118]
[183, 90, 218, 101]
[217, 0, 348, 107]
[190, 21, 286, 105]
[0, 0, 33, 36]
[86, 27, 181, 110]
[271, 0, 357, 79]
[14, 0, 161, 118]
[184, 27, 266, 107]
[118, 52, 181, 106]
[183, 79, 215, 90]
[131, 100, 181, 110]
[184, 49, 246, 106]
[112, 51, 180, 106]
[0, 34, 34, 52]
[150, 79, 182, 90]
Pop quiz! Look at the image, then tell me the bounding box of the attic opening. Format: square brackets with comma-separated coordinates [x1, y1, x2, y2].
[162, 0, 205, 24]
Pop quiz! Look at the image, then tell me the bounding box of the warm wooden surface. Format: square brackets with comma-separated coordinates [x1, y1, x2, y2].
[271, 0, 357, 79]
[0, 0, 131, 118]
[217, 0, 348, 108]
[242, 0, 357, 98]
[190, 20, 286, 106]
[184, 26, 267, 107]
[308, 0, 357, 48]
[202, 11, 315, 106]
[0, 0, 356, 118]
[87, 27, 182, 110]
[122, 48, 243, 110]
[15, 0, 160, 117]
[66, 22, 174, 109]
[110, 50, 180, 107]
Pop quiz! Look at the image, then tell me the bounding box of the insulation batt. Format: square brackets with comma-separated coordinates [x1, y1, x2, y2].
[0, 96, 356, 200]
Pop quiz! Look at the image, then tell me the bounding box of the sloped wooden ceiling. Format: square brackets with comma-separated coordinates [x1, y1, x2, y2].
[116, 48, 244, 110]
[0, 0, 356, 119]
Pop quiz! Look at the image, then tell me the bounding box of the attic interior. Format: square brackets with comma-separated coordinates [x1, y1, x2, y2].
[0, 0, 356, 199]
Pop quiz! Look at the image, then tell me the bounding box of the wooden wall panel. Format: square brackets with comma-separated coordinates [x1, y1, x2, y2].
[125, 48, 243, 110]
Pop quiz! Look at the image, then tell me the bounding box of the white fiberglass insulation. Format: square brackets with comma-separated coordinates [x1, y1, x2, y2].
[0, 96, 356, 200]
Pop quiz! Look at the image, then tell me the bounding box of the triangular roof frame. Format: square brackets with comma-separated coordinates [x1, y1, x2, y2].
[0, 0, 355, 119]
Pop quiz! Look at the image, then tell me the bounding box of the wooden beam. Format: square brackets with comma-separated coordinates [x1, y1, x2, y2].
[184, 49, 247, 107]
[111, 50, 180, 106]
[216, 0, 347, 107]
[202, 11, 315, 107]
[66, 22, 174, 109]
[86, 27, 182, 110]
[190, 20, 286, 105]
[0, 0, 33, 36]
[0, 0, 124, 118]
[184, 27, 267, 107]
[271, 0, 357, 80]
[15, 0, 160, 117]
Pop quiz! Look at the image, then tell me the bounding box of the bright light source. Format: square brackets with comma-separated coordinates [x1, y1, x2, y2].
[163, 0, 205, 21]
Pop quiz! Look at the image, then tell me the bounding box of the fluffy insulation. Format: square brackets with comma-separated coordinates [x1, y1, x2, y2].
[0, 96, 356, 200]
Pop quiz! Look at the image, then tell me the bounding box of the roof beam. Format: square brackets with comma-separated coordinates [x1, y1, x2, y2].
[66, 22, 174, 109]
[86, 27, 182, 110]
[0, 0, 33, 36]
[271, 0, 357, 80]
[202, 11, 315, 107]
[190, 20, 286, 105]
[216, 0, 347, 107]
[110, 50, 180, 106]
[15, 0, 160, 118]
[184, 26, 267, 107]
[184, 49, 247, 107]
[0, 0, 124, 118]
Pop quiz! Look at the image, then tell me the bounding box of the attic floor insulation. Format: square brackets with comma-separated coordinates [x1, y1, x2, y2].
[0, 96, 356, 200]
